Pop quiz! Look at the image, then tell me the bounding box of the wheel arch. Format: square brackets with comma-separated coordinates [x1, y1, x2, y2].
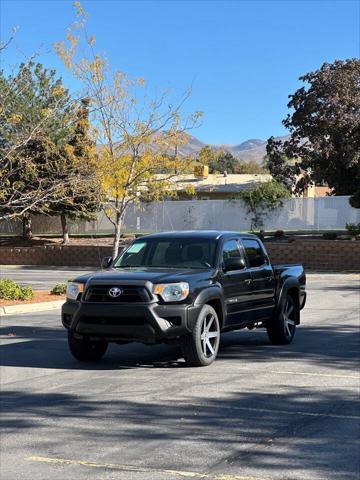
[277, 278, 300, 325]
[193, 287, 225, 329]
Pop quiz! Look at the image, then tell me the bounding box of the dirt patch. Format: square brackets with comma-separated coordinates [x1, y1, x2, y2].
[0, 290, 66, 307]
[0, 236, 137, 247]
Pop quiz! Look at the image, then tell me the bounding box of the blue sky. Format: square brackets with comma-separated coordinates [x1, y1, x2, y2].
[1, 0, 359, 145]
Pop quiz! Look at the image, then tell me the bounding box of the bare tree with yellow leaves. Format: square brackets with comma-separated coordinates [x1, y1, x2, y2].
[56, 2, 202, 257]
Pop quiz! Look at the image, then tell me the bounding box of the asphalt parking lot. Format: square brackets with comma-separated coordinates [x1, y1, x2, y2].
[1, 273, 359, 480]
[0, 266, 92, 290]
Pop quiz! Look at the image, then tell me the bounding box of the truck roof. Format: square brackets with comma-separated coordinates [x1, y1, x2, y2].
[139, 231, 259, 240]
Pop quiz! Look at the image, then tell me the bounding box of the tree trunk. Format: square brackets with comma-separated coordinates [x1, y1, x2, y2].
[112, 213, 122, 258]
[61, 214, 70, 244]
[22, 214, 33, 241]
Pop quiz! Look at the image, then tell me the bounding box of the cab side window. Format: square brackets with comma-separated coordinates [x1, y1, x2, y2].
[222, 239, 241, 263]
[242, 239, 267, 268]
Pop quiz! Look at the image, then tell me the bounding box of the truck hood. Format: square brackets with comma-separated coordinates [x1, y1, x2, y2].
[73, 267, 214, 286]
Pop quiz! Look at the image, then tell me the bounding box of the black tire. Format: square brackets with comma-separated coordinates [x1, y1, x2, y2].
[180, 304, 220, 367]
[68, 331, 108, 361]
[267, 294, 298, 345]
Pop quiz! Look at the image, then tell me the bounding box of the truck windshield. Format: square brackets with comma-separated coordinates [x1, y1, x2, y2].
[114, 238, 217, 269]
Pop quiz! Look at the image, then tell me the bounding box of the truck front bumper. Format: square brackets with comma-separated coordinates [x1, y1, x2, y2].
[62, 300, 202, 343]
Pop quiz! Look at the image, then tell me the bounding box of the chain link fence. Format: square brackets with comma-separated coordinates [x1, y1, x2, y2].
[1, 196, 359, 235]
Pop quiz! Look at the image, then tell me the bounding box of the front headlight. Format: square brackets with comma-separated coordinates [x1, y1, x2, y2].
[66, 282, 84, 300]
[153, 282, 189, 302]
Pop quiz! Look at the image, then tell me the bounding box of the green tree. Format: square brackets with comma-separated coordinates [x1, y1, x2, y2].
[197, 146, 215, 167]
[266, 59, 360, 196]
[265, 137, 305, 194]
[234, 159, 268, 174]
[197, 147, 267, 175]
[0, 62, 99, 241]
[239, 181, 290, 231]
[47, 99, 100, 244]
[0, 61, 72, 231]
[197, 147, 238, 173]
[213, 151, 238, 173]
[349, 190, 360, 208]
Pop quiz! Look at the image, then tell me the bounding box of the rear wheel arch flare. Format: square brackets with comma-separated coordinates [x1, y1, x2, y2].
[278, 278, 299, 312]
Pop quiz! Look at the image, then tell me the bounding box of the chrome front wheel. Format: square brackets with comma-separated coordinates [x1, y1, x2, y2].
[200, 312, 220, 358]
[181, 305, 220, 366]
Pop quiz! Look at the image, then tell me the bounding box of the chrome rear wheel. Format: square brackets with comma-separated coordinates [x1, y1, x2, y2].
[283, 297, 296, 340]
[267, 294, 298, 345]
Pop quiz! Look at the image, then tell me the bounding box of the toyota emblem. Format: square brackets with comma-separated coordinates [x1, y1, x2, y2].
[108, 287, 123, 298]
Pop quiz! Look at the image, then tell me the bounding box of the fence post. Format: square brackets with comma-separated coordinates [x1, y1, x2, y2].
[316, 198, 320, 232]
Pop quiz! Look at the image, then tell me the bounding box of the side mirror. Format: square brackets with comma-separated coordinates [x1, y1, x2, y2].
[223, 257, 246, 272]
[101, 256, 113, 269]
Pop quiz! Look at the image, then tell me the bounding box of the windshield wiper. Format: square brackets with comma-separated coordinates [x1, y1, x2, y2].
[114, 265, 143, 268]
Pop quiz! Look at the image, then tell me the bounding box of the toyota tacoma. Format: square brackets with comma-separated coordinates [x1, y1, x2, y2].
[62, 231, 306, 366]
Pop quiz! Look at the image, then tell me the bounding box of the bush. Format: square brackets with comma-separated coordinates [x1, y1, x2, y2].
[349, 191, 360, 208]
[239, 181, 291, 231]
[0, 279, 34, 300]
[274, 230, 285, 238]
[51, 283, 67, 295]
[323, 232, 338, 240]
[346, 223, 360, 236]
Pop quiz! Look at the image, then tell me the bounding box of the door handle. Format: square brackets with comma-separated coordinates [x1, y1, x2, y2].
[244, 279, 252, 285]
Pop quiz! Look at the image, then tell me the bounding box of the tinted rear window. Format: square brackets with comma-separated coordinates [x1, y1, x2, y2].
[242, 239, 267, 268]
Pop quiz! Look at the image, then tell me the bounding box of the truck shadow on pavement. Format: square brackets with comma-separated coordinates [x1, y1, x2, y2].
[0, 322, 359, 372]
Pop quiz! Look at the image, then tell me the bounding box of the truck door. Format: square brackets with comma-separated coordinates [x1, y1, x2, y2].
[220, 238, 254, 327]
[240, 238, 276, 320]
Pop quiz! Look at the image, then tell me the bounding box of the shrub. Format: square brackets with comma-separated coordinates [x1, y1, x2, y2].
[0, 279, 34, 300]
[349, 190, 360, 209]
[51, 283, 67, 295]
[346, 223, 360, 236]
[239, 181, 291, 231]
[323, 232, 338, 240]
[274, 230, 285, 238]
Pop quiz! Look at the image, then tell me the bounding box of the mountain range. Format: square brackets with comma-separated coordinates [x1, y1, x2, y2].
[177, 134, 290, 164]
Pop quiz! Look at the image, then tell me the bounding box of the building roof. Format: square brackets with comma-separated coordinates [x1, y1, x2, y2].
[156, 173, 272, 193]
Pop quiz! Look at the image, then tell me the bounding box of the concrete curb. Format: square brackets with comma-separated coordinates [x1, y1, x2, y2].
[0, 300, 64, 316]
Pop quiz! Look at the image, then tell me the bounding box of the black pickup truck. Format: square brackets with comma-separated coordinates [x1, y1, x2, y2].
[62, 231, 306, 366]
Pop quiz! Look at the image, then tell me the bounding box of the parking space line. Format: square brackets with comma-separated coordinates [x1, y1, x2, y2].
[231, 367, 359, 380]
[182, 403, 360, 420]
[26, 456, 262, 480]
[27, 456, 206, 478]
